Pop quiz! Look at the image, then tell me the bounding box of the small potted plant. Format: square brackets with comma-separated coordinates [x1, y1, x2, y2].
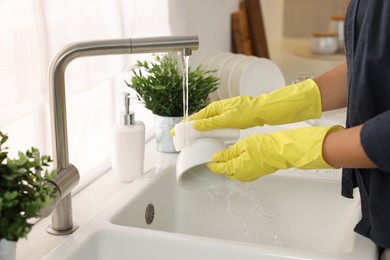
[126, 54, 219, 152]
[0, 131, 57, 260]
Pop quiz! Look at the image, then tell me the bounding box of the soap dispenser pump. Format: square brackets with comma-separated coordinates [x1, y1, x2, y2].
[110, 92, 145, 182]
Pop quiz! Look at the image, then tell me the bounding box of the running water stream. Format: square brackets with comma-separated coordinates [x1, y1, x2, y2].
[181, 55, 190, 148]
[179, 54, 280, 246]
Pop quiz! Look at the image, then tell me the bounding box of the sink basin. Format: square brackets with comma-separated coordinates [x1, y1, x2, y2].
[109, 166, 374, 258]
[44, 156, 377, 260]
[46, 226, 358, 260]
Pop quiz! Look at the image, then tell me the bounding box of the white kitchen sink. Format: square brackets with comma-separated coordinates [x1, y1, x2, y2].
[44, 161, 377, 260]
[111, 167, 356, 254]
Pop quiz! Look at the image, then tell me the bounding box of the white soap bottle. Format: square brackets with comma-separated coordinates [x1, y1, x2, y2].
[110, 93, 145, 182]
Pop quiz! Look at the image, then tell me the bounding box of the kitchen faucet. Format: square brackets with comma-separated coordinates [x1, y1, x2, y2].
[44, 36, 199, 235]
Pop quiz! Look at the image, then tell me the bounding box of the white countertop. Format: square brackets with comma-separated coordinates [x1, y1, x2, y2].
[269, 38, 345, 84]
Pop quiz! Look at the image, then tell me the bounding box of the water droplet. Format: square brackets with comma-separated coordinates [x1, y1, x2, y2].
[202, 180, 281, 246]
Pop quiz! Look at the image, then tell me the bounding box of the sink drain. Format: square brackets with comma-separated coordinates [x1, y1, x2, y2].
[145, 203, 155, 225]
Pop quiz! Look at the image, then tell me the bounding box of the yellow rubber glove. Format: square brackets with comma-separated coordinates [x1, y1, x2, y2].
[208, 125, 343, 182]
[189, 79, 322, 131]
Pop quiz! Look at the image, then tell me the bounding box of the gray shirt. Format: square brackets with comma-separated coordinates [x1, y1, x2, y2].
[342, 0, 390, 248]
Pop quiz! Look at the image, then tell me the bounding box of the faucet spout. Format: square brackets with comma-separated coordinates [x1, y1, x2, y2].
[46, 35, 199, 235]
[181, 48, 193, 56]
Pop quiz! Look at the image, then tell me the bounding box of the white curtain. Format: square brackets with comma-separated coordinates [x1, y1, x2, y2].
[0, 0, 185, 177]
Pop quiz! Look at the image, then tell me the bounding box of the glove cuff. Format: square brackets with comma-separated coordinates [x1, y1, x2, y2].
[254, 79, 323, 125]
[296, 125, 344, 169]
[264, 125, 344, 170]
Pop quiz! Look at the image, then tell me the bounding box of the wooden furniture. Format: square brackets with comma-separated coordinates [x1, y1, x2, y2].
[231, 0, 269, 58]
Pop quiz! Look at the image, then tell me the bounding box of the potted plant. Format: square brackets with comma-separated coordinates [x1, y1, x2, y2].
[0, 131, 57, 260]
[126, 54, 219, 152]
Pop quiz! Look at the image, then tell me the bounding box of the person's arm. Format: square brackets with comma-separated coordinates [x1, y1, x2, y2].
[314, 63, 348, 111]
[314, 63, 377, 168]
[322, 124, 377, 168]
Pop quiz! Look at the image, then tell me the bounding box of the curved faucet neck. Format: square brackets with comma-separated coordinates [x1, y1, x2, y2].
[47, 35, 199, 235]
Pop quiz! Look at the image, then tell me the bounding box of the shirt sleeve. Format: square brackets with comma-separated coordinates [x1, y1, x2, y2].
[361, 110, 390, 173]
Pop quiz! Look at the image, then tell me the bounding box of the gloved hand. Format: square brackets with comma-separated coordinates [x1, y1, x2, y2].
[189, 79, 322, 131]
[208, 125, 343, 182]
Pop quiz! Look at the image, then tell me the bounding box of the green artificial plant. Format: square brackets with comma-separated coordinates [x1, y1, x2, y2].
[0, 131, 57, 242]
[127, 54, 219, 117]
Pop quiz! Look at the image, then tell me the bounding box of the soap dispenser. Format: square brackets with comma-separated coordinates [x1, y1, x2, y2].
[110, 93, 145, 182]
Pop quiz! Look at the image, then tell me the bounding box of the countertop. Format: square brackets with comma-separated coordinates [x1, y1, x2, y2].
[269, 38, 345, 84]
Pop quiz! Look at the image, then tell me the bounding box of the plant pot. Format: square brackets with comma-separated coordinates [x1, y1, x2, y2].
[0, 239, 16, 260]
[154, 114, 182, 153]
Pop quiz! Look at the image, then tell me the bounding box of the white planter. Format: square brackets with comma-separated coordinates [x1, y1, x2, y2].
[154, 115, 182, 153]
[0, 239, 16, 260]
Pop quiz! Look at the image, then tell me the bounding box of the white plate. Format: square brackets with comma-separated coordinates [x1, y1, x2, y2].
[199, 50, 224, 101]
[218, 54, 246, 98]
[230, 57, 286, 97]
[217, 54, 246, 99]
[198, 50, 223, 71]
[207, 52, 234, 99]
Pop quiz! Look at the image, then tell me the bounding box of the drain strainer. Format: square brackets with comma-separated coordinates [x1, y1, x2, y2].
[145, 203, 155, 225]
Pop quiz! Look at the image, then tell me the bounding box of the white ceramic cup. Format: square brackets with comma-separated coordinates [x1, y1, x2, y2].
[173, 121, 240, 152]
[176, 137, 229, 191]
[174, 121, 239, 191]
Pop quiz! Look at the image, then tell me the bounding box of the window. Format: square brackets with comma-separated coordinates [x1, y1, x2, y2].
[0, 0, 179, 180]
